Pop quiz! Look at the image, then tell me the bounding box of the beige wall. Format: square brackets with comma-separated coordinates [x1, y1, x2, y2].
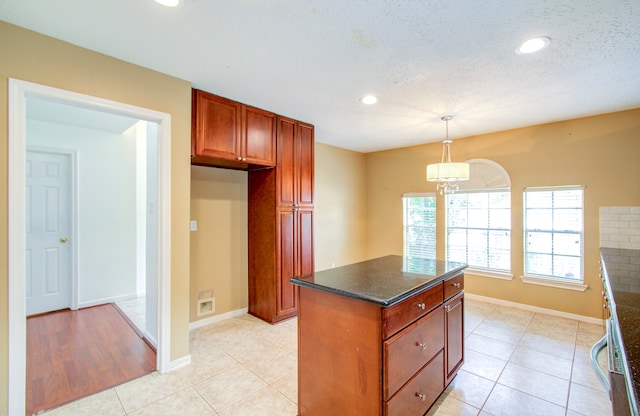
[189, 166, 248, 321]
[0, 21, 192, 411]
[365, 109, 640, 318]
[314, 142, 368, 270]
[188, 142, 368, 320]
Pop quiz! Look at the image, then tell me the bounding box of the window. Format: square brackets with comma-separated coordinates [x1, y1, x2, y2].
[403, 194, 436, 272]
[523, 186, 584, 282]
[446, 191, 511, 272]
[444, 159, 512, 275]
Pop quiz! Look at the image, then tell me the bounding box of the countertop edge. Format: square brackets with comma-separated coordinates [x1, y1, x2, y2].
[291, 265, 467, 307]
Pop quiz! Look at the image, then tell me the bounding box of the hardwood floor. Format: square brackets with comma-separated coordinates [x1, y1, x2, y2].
[26, 303, 156, 416]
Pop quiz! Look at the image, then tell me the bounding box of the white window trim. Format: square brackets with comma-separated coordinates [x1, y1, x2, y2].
[466, 267, 514, 280]
[523, 185, 585, 283]
[520, 274, 589, 291]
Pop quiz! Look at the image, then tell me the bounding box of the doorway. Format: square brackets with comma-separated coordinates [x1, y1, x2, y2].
[8, 79, 173, 415]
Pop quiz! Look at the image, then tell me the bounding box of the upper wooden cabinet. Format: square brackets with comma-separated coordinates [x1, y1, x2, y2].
[191, 89, 276, 169]
[276, 116, 314, 208]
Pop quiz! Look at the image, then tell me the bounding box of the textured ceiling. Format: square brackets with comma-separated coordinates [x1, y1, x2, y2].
[2, 0, 639, 152]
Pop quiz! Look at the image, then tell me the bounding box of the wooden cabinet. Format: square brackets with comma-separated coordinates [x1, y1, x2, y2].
[276, 116, 314, 208]
[296, 273, 464, 415]
[248, 117, 314, 323]
[445, 292, 464, 385]
[444, 273, 464, 385]
[191, 89, 276, 169]
[275, 208, 313, 317]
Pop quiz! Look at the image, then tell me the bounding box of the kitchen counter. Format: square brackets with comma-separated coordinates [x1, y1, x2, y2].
[290, 255, 467, 306]
[291, 255, 468, 415]
[600, 248, 640, 414]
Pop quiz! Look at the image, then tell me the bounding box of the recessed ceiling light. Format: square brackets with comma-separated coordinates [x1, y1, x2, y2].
[516, 36, 551, 54]
[155, 0, 180, 7]
[361, 95, 378, 105]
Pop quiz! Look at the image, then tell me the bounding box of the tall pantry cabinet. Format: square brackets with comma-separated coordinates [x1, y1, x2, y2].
[248, 117, 314, 323]
[191, 88, 313, 324]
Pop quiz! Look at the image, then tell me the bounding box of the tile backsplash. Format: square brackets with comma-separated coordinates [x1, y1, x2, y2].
[599, 206, 640, 250]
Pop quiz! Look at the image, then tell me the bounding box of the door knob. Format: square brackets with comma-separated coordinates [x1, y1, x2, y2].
[60, 237, 68, 243]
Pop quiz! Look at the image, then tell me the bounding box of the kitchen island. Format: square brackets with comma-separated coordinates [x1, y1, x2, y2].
[290, 255, 467, 416]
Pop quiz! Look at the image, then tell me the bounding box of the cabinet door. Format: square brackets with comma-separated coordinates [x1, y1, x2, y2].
[243, 105, 276, 166]
[296, 122, 314, 207]
[296, 209, 314, 277]
[445, 293, 464, 385]
[277, 209, 297, 317]
[276, 117, 296, 207]
[192, 90, 241, 161]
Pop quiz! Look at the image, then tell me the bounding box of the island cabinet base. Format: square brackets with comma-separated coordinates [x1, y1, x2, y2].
[296, 272, 464, 416]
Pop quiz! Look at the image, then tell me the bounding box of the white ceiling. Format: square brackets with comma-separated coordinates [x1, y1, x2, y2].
[2, 0, 639, 153]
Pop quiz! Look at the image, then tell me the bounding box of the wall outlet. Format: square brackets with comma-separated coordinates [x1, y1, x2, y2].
[197, 297, 215, 316]
[190, 220, 198, 231]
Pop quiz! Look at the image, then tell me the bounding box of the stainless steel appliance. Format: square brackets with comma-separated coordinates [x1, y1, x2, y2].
[591, 261, 638, 416]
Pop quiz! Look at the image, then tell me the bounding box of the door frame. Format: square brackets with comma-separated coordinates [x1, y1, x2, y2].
[8, 78, 173, 414]
[26, 147, 79, 312]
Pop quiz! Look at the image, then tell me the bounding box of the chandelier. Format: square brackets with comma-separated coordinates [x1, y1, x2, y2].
[426, 115, 469, 194]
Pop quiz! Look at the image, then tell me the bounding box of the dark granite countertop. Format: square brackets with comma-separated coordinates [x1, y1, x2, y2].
[290, 255, 467, 307]
[600, 248, 640, 414]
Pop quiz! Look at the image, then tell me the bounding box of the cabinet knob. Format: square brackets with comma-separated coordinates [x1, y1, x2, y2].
[416, 303, 426, 310]
[415, 392, 427, 401]
[237, 156, 242, 160]
[416, 342, 427, 350]
[451, 282, 461, 288]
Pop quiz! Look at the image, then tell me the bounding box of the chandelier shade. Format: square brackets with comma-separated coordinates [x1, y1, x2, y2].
[426, 162, 469, 182]
[426, 115, 469, 194]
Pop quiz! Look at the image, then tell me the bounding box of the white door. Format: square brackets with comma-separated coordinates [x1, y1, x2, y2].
[26, 150, 72, 316]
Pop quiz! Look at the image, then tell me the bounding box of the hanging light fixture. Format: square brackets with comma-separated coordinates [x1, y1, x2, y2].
[426, 115, 469, 194]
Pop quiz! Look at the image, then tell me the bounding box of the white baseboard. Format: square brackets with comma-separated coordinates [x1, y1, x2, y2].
[189, 307, 249, 330]
[168, 354, 191, 372]
[465, 293, 604, 325]
[77, 293, 138, 309]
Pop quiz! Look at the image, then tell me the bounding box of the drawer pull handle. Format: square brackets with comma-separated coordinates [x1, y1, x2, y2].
[416, 392, 427, 401]
[417, 342, 427, 350]
[416, 303, 426, 310]
[451, 282, 461, 288]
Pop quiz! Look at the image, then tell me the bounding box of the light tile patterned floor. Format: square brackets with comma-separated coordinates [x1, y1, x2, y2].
[41, 298, 612, 416]
[115, 296, 147, 334]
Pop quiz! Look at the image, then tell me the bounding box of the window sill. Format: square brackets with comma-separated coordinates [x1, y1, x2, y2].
[466, 268, 514, 280]
[520, 275, 588, 292]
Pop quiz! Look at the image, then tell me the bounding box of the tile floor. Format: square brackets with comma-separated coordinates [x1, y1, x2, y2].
[115, 296, 147, 335]
[40, 297, 612, 416]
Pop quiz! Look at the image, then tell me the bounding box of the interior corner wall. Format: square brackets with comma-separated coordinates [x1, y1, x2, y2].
[189, 166, 248, 322]
[314, 142, 368, 270]
[0, 21, 192, 412]
[27, 119, 138, 306]
[365, 108, 640, 319]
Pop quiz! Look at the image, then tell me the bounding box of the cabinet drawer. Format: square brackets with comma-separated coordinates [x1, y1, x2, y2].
[382, 282, 443, 339]
[385, 350, 444, 416]
[384, 307, 444, 399]
[444, 273, 464, 300]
